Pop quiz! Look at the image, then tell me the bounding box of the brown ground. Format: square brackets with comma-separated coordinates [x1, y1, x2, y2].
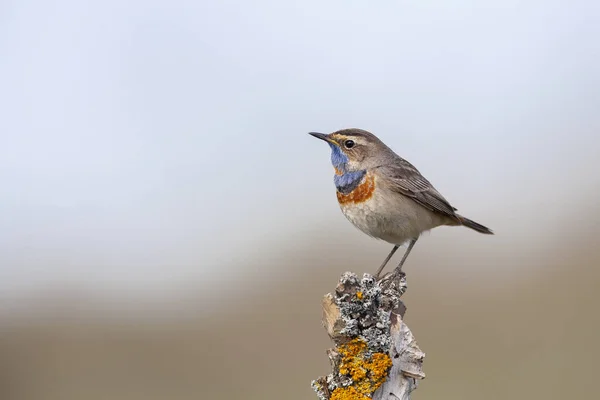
[1, 210, 599, 400]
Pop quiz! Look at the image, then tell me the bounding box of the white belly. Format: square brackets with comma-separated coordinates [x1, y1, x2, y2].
[338, 186, 447, 245]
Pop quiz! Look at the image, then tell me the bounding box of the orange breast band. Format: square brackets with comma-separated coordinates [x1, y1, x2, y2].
[337, 174, 375, 205]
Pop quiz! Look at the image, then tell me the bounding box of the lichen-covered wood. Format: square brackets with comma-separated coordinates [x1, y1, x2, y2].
[312, 271, 424, 400]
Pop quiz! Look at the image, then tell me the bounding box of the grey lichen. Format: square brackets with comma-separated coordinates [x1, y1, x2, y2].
[335, 272, 396, 352]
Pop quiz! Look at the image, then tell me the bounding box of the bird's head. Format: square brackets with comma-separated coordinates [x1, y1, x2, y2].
[309, 128, 391, 174]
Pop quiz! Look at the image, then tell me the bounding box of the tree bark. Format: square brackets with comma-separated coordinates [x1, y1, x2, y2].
[312, 271, 425, 400]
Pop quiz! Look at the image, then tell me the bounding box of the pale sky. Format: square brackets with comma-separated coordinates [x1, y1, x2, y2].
[1, 0, 599, 302]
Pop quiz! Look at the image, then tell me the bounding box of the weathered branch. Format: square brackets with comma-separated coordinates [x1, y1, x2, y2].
[312, 271, 425, 400]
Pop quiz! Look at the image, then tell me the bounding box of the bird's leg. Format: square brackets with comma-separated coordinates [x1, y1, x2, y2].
[394, 238, 418, 274]
[374, 245, 399, 278]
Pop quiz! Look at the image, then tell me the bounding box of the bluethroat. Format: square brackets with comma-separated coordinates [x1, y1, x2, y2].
[309, 128, 493, 278]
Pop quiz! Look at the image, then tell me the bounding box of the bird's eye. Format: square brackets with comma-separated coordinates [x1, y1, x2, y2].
[344, 140, 355, 149]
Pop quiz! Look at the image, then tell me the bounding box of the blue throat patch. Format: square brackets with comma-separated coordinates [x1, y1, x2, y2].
[328, 143, 366, 195]
[329, 143, 349, 170]
[334, 170, 366, 194]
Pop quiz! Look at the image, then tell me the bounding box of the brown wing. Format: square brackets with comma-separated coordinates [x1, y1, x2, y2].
[377, 160, 460, 220]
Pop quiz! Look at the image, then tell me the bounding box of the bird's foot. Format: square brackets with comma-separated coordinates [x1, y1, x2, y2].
[376, 266, 404, 281]
[380, 271, 406, 286]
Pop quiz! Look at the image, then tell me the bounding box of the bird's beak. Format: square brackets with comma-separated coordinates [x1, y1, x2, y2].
[308, 132, 336, 145]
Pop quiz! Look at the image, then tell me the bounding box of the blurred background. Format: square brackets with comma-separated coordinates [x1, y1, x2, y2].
[1, 0, 599, 399]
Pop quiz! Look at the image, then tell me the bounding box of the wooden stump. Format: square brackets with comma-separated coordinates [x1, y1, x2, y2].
[312, 271, 425, 400]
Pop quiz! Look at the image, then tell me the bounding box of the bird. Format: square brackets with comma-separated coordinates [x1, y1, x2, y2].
[309, 128, 493, 278]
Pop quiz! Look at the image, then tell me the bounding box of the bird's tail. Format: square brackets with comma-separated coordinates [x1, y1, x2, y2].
[456, 215, 494, 235]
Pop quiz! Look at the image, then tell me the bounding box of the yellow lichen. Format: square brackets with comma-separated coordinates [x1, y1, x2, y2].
[356, 291, 363, 300]
[330, 386, 368, 400]
[334, 338, 393, 399]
